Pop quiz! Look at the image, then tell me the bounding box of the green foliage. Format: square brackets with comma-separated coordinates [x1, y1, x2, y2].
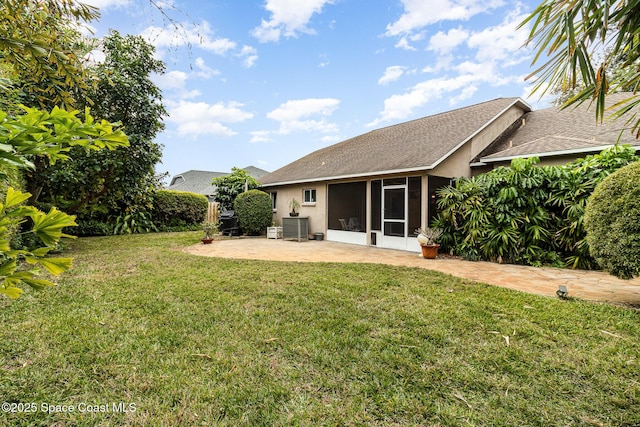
[521, 0, 640, 137]
[0, 106, 128, 170]
[72, 218, 113, 237]
[0, 188, 76, 298]
[212, 167, 260, 212]
[151, 190, 208, 231]
[32, 30, 165, 221]
[201, 222, 218, 239]
[2, 232, 639, 425]
[233, 190, 273, 236]
[584, 161, 640, 279]
[0, 0, 98, 109]
[436, 145, 640, 268]
[113, 211, 157, 235]
[0, 107, 127, 297]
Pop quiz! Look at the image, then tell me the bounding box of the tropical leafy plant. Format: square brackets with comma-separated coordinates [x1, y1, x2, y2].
[113, 211, 157, 235]
[0, 106, 128, 170]
[436, 146, 639, 268]
[521, 0, 640, 137]
[0, 106, 127, 298]
[0, 188, 76, 298]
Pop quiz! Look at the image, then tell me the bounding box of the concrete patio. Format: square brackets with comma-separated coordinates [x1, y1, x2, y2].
[184, 237, 640, 307]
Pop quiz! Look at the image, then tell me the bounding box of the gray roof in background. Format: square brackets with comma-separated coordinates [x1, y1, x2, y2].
[241, 165, 270, 180]
[481, 92, 640, 162]
[167, 166, 270, 197]
[260, 98, 528, 186]
[167, 170, 226, 196]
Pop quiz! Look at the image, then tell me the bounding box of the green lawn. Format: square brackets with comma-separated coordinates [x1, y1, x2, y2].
[1, 232, 639, 426]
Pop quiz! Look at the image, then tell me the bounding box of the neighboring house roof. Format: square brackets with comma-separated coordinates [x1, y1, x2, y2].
[167, 170, 226, 197]
[480, 92, 640, 163]
[167, 166, 270, 197]
[241, 165, 270, 180]
[260, 98, 530, 186]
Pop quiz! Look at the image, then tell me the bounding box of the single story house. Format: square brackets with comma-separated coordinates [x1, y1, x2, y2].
[259, 94, 640, 253]
[167, 166, 270, 202]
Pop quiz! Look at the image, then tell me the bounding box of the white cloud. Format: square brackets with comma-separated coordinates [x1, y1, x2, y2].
[140, 21, 236, 55]
[386, 0, 505, 36]
[166, 100, 253, 136]
[265, 98, 341, 136]
[368, 73, 502, 126]
[250, 130, 273, 143]
[194, 57, 220, 79]
[467, 9, 529, 64]
[268, 98, 340, 122]
[238, 45, 259, 68]
[155, 70, 189, 90]
[370, 4, 535, 126]
[378, 66, 409, 85]
[395, 37, 417, 51]
[140, 21, 258, 67]
[252, 0, 334, 43]
[427, 27, 470, 55]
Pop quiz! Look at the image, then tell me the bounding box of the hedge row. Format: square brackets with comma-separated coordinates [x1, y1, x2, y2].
[150, 190, 209, 231]
[72, 190, 209, 236]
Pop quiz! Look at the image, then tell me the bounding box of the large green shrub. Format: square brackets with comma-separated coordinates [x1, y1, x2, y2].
[584, 161, 640, 279]
[233, 190, 273, 236]
[151, 190, 209, 231]
[435, 145, 640, 269]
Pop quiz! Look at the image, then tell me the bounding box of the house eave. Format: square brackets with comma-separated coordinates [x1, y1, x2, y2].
[260, 165, 436, 187]
[470, 161, 487, 167]
[480, 144, 640, 164]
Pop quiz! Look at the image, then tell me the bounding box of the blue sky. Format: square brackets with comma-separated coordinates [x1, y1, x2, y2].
[83, 0, 552, 181]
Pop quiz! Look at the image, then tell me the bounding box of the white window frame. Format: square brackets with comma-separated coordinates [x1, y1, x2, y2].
[269, 192, 277, 211]
[303, 188, 316, 205]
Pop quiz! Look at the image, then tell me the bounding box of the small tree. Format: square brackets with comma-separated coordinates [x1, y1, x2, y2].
[212, 167, 260, 212]
[584, 161, 640, 279]
[233, 190, 273, 236]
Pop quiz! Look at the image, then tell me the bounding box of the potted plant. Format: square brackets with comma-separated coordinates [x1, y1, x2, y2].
[201, 222, 218, 244]
[289, 198, 301, 217]
[416, 227, 443, 259]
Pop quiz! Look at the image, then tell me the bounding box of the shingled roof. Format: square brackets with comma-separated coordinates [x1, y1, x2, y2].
[167, 166, 270, 197]
[260, 98, 529, 186]
[167, 170, 227, 197]
[480, 92, 640, 163]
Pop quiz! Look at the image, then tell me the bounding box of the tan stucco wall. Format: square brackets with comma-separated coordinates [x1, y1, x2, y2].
[270, 184, 327, 234]
[431, 142, 472, 178]
[470, 105, 527, 160]
[431, 104, 527, 179]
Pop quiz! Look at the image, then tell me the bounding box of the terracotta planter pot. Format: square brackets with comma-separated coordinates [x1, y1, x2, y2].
[201, 238, 214, 244]
[420, 244, 440, 259]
